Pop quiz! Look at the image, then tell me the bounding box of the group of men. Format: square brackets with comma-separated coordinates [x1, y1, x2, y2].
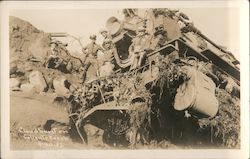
[129, 23, 170, 70]
[128, 26, 151, 70]
[47, 20, 170, 83]
[80, 21, 170, 82]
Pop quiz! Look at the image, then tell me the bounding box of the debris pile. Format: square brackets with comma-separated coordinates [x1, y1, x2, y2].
[198, 89, 240, 148]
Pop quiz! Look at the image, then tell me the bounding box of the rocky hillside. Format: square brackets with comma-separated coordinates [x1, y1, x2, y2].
[9, 16, 83, 93]
[10, 16, 51, 62]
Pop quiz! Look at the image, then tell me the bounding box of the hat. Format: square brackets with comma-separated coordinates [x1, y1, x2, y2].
[99, 29, 108, 34]
[89, 34, 97, 40]
[50, 39, 58, 44]
[187, 56, 197, 66]
[50, 41, 56, 44]
[103, 38, 112, 44]
[102, 39, 112, 48]
[137, 26, 146, 32]
[179, 12, 189, 20]
[154, 24, 166, 36]
[155, 24, 164, 31]
[187, 56, 197, 62]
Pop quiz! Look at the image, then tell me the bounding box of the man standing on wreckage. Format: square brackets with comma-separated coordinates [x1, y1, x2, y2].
[129, 26, 152, 70]
[81, 34, 104, 82]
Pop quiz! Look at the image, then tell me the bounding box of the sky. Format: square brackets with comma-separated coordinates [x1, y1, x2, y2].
[10, 8, 240, 59]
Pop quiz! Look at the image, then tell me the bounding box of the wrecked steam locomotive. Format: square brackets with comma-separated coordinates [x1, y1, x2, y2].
[62, 9, 240, 147]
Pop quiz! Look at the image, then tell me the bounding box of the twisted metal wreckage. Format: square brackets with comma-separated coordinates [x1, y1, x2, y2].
[47, 9, 240, 147]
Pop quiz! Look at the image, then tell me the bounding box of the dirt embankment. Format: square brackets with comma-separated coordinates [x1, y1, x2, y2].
[10, 92, 93, 150]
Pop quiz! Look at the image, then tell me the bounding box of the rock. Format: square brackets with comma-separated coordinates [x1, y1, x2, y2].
[43, 119, 68, 132]
[99, 61, 114, 78]
[20, 83, 35, 92]
[28, 34, 51, 61]
[53, 78, 71, 97]
[10, 63, 18, 75]
[84, 124, 104, 146]
[69, 84, 77, 93]
[10, 74, 16, 78]
[10, 78, 20, 90]
[28, 71, 48, 92]
[225, 78, 236, 93]
[225, 78, 240, 97]
[24, 65, 33, 72]
[66, 61, 73, 72]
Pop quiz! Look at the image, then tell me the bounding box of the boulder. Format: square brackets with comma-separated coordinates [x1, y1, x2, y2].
[69, 84, 78, 93]
[24, 65, 33, 72]
[53, 78, 71, 97]
[99, 61, 114, 78]
[225, 78, 236, 93]
[84, 124, 104, 146]
[28, 71, 48, 92]
[10, 78, 20, 90]
[10, 63, 18, 75]
[20, 83, 35, 93]
[225, 78, 240, 97]
[66, 61, 73, 72]
[28, 34, 51, 61]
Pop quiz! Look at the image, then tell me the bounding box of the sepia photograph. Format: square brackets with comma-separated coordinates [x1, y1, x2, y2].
[1, 1, 249, 159]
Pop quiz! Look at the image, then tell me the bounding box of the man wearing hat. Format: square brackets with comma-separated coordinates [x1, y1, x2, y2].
[81, 34, 104, 82]
[128, 26, 152, 70]
[82, 34, 104, 57]
[150, 24, 169, 50]
[100, 29, 112, 50]
[97, 38, 116, 78]
[100, 29, 112, 40]
[45, 40, 64, 69]
[102, 38, 115, 62]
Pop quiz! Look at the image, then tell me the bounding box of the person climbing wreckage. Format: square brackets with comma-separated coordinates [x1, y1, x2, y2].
[81, 34, 104, 82]
[98, 39, 115, 78]
[45, 40, 73, 72]
[102, 39, 115, 63]
[99, 29, 112, 42]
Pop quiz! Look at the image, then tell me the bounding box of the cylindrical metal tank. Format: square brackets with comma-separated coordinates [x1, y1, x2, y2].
[174, 66, 219, 118]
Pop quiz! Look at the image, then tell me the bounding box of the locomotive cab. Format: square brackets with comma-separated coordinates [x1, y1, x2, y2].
[106, 9, 182, 70]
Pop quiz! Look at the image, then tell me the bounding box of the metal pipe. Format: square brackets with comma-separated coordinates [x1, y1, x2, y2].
[50, 32, 67, 37]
